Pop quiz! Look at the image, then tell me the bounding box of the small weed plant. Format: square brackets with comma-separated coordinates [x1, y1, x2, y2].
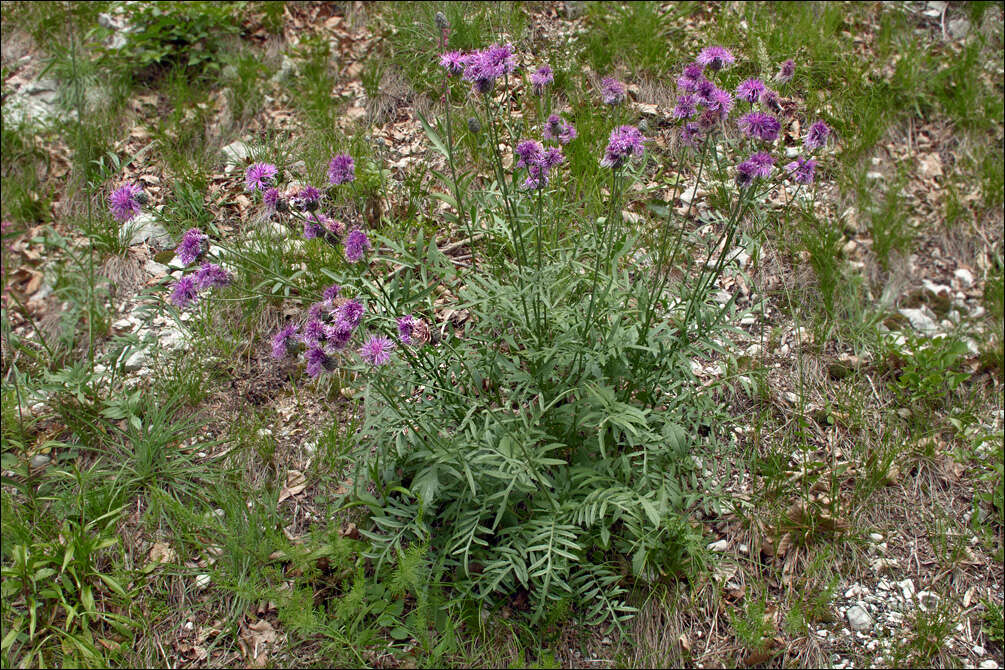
[125, 29, 834, 629]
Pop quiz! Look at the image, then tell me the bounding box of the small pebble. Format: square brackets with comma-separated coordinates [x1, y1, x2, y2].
[869, 533, 883, 542]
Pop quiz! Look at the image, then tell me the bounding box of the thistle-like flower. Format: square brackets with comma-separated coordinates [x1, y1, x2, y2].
[696, 46, 735, 71]
[738, 112, 781, 142]
[327, 153, 355, 185]
[600, 77, 626, 105]
[176, 228, 208, 266]
[245, 163, 278, 192]
[785, 156, 817, 184]
[359, 335, 394, 366]
[804, 120, 831, 151]
[109, 183, 145, 222]
[530, 65, 554, 94]
[600, 125, 646, 169]
[344, 229, 371, 263]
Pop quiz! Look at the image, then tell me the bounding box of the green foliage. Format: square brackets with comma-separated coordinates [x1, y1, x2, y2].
[97, 1, 246, 82]
[0, 120, 53, 225]
[578, 3, 679, 75]
[889, 335, 971, 409]
[730, 591, 773, 653]
[1, 472, 135, 668]
[981, 598, 1004, 645]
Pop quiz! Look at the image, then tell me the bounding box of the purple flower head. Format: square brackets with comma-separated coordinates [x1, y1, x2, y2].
[327, 153, 355, 185]
[193, 262, 230, 290]
[439, 50, 465, 75]
[736, 78, 766, 103]
[247, 164, 279, 191]
[323, 284, 340, 302]
[542, 146, 564, 169]
[327, 322, 354, 350]
[804, 120, 831, 151]
[109, 183, 144, 222]
[344, 229, 371, 263]
[515, 139, 544, 168]
[524, 164, 549, 190]
[245, 163, 278, 192]
[303, 213, 329, 240]
[600, 125, 646, 169]
[305, 346, 332, 377]
[530, 64, 553, 94]
[671, 94, 698, 120]
[600, 77, 626, 105]
[695, 78, 718, 104]
[397, 315, 417, 344]
[271, 324, 299, 359]
[677, 62, 705, 93]
[735, 152, 774, 188]
[706, 88, 734, 118]
[303, 318, 328, 347]
[176, 228, 208, 266]
[334, 299, 365, 330]
[543, 114, 576, 144]
[359, 335, 394, 366]
[759, 88, 781, 113]
[696, 46, 735, 71]
[776, 59, 796, 83]
[263, 187, 280, 211]
[785, 156, 817, 184]
[308, 302, 328, 321]
[738, 112, 781, 142]
[170, 276, 199, 309]
[292, 186, 322, 212]
[484, 43, 517, 75]
[680, 122, 702, 147]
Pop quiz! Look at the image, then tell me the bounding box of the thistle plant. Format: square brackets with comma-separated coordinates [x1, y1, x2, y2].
[158, 40, 832, 628]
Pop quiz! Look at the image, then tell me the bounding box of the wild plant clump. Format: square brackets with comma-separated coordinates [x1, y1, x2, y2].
[128, 31, 831, 627]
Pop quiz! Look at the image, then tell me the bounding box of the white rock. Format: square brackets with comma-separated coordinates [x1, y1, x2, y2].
[917, 590, 940, 612]
[745, 344, 762, 357]
[869, 533, 884, 542]
[707, 539, 729, 552]
[899, 307, 939, 333]
[954, 268, 975, 288]
[30, 453, 51, 469]
[898, 579, 915, 601]
[123, 348, 151, 372]
[221, 140, 251, 165]
[979, 661, 999, 670]
[195, 574, 211, 590]
[847, 605, 873, 631]
[144, 260, 170, 276]
[948, 17, 970, 39]
[974, 645, 985, 656]
[124, 212, 172, 249]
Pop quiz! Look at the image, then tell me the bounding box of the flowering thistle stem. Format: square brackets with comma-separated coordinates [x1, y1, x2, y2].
[438, 30, 476, 270]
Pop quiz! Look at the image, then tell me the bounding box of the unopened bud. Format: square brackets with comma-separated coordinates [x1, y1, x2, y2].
[467, 117, 481, 134]
[135, 191, 149, 205]
[276, 198, 289, 213]
[434, 11, 449, 30]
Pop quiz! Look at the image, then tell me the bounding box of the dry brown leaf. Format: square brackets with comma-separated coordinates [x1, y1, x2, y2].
[148, 541, 176, 565]
[277, 469, 307, 504]
[919, 153, 943, 178]
[775, 532, 793, 559]
[240, 618, 277, 668]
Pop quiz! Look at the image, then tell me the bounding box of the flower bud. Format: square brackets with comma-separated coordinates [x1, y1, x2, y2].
[467, 117, 481, 134]
[434, 11, 449, 30]
[276, 198, 289, 213]
[134, 191, 149, 206]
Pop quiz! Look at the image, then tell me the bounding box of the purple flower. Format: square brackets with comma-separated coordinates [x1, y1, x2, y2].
[323, 284, 340, 302]
[176, 228, 208, 266]
[671, 94, 698, 120]
[696, 46, 735, 71]
[245, 163, 278, 192]
[735, 152, 774, 188]
[736, 78, 766, 103]
[440, 51, 465, 75]
[484, 43, 517, 75]
[695, 78, 718, 104]
[677, 63, 705, 92]
[397, 315, 416, 344]
[327, 153, 355, 185]
[759, 88, 781, 113]
[704, 88, 733, 117]
[193, 262, 230, 289]
[303, 318, 328, 347]
[170, 276, 199, 309]
[292, 186, 322, 212]
[738, 112, 781, 142]
[308, 302, 328, 320]
[271, 324, 299, 359]
[327, 322, 354, 350]
[600, 125, 646, 169]
[334, 299, 365, 330]
[305, 346, 332, 377]
[263, 187, 280, 211]
[530, 64, 553, 94]
[359, 335, 394, 366]
[108, 183, 144, 222]
[600, 77, 626, 105]
[543, 114, 576, 144]
[344, 229, 371, 263]
[804, 120, 831, 151]
[303, 213, 328, 240]
[542, 147, 564, 168]
[785, 156, 817, 184]
[776, 59, 796, 83]
[680, 122, 702, 147]
[524, 164, 548, 190]
[326, 218, 346, 236]
[515, 139, 544, 168]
